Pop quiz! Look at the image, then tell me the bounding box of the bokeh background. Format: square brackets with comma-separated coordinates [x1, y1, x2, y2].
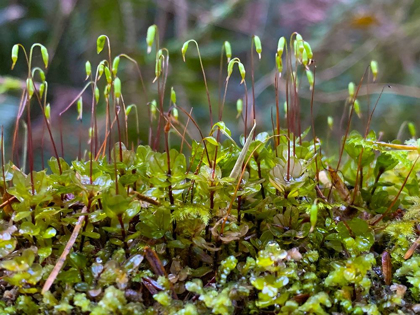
[1, 0, 420, 166]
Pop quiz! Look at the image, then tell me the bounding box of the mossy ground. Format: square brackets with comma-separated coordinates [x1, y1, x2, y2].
[1, 32, 420, 315]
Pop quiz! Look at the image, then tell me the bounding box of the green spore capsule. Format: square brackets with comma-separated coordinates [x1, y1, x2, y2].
[112, 56, 120, 76]
[370, 60, 378, 82]
[97, 35, 106, 54]
[254, 35, 262, 59]
[348, 82, 355, 99]
[277, 37, 285, 57]
[114, 77, 121, 99]
[11, 44, 19, 69]
[146, 25, 156, 54]
[224, 41, 232, 62]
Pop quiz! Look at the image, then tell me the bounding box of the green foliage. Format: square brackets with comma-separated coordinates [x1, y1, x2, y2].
[2, 30, 420, 315]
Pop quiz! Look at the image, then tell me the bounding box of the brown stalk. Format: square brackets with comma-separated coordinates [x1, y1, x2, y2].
[25, 97, 35, 195]
[404, 237, 420, 260]
[351, 86, 388, 204]
[42, 206, 88, 294]
[327, 65, 370, 201]
[274, 72, 280, 147]
[180, 108, 193, 153]
[175, 105, 211, 166]
[309, 63, 319, 182]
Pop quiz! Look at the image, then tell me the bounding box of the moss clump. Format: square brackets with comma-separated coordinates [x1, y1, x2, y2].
[2, 30, 420, 314]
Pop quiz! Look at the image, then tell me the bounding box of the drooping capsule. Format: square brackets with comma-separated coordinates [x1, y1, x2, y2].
[104, 84, 111, 98]
[11, 44, 19, 70]
[85, 61, 92, 80]
[253, 35, 262, 59]
[146, 25, 156, 54]
[154, 55, 162, 82]
[181, 41, 189, 62]
[39, 82, 45, 98]
[125, 104, 134, 116]
[150, 100, 157, 119]
[276, 53, 283, 73]
[97, 35, 106, 54]
[354, 99, 361, 118]
[77, 97, 83, 121]
[26, 78, 35, 99]
[224, 41, 232, 62]
[348, 82, 355, 99]
[238, 62, 246, 84]
[114, 77, 122, 99]
[370, 60, 378, 82]
[105, 66, 112, 84]
[306, 69, 314, 90]
[98, 63, 104, 80]
[40, 45, 49, 68]
[236, 98, 243, 118]
[302, 49, 308, 67]
[112, 56, 120, 76]
[277, 37, 285, 57]
[171, 87, 177, 104]
[172, 107, 179, 120]
[227, 59, 235, 79]
[303, 41, 313, 59]
[327, 116, 333, 130]
[95, 87, 100, 103]
[45, 103, 51, 121]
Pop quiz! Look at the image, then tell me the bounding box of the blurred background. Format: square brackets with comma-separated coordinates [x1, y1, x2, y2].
[1, 0, 420, 166]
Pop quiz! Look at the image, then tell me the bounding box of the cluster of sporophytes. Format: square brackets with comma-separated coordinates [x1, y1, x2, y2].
[2, 25, 420, 315]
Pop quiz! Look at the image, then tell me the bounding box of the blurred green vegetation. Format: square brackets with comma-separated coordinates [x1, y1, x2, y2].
[2, 0, 420, 163]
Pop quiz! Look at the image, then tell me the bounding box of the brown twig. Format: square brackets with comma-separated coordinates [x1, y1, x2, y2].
[42, 206, 88, 294]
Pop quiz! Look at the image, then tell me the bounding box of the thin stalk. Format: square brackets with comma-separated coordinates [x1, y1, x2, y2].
[78, 119, 82, 160]
[95, 111, 120, 160]
[352, 86, 387, 204]
[59, 115, 64, 157]
[275, 72, 280, 147]
[79, 198, 93, 252]
[183, 40, 213, 127]
[309, 63, 319, 182]
[1, 126, 5, 190]
[114, 97, 123, 162]
[12, 90, 26, 168]
[40, 81, 48, 169]
[95, 35, 113, 157]
[41, 118, 45, 169]
[327, 65, 370, 201]
[244, 82, 249, 141]
[175, 105, 211, 166]
[113, 139, 119, 195]
[180, 108, 193, 153]
[218, 45, 224, 117]
[164, 116, 175, 238]
[153, 51, 169, 151]
[25, 98, 34, 195]
[149, 27, 161, 147]
[250, 38, 257, 139]
[13, 45, 61, 174]
[107, 96, 113, 161]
